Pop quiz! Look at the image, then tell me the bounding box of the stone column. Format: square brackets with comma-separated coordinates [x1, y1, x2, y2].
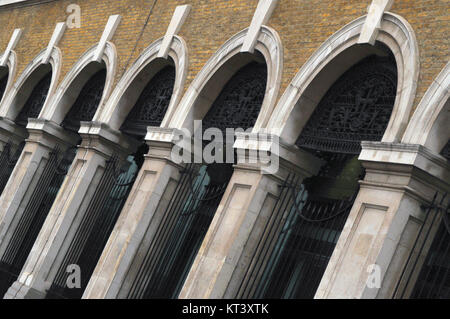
[0, 119, 78, 253]
[179, 132, 323, 299]
[83, 127, 188, 299]
[3, 122, 137, 299]
[315, 142, 449, 299]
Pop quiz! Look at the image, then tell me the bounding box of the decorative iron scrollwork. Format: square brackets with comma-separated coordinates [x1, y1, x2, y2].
[296, 55, 397, 154]
[202, 62, 267, 133]
[62, 69, 106, 133]
[15, 72, 52, 127]
[121, 66, 176, 139]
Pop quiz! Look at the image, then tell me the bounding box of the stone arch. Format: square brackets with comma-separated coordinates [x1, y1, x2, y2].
[266, 12, 419, 145]
[0, 47, 61, 122]
[98, 36, 188, 133]
[402, 62, 449, 156]
[40, 42, 117, 126]
[168, 26, 283, 132]
[0, 51, 17, 106]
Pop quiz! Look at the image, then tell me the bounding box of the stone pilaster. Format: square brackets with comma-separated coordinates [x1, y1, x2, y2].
[179, 132, 323, 298]
[83, 127, 187, 299]
[315, 142, 450, 299]
[3, 122, 136, 299]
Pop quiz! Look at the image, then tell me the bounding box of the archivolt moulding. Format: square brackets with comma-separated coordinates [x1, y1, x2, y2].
[168, 25, 283, 132]
[0, 51, 17, 107]
[97, 35, 188, 131]
[402, 62, 449, 154]
[40, 42, 117, 125]
[0, 47, 62, 121]
[266, 12, 419, 145]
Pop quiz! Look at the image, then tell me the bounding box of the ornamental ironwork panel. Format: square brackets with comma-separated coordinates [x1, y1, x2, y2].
[15, 72, 52, 127]
[126, 163, 233, 299]
[0, 145, 76, 297]
[236, 154, 363, 299]
[121, 66, 176, 139]
[296, 56, 397, 154]
[62, 69, 106, 133]
[393, 193, 450, 299]
[441, 140, 450, 161]
[0, 141, 24, 195]
[202, 63, 267, 133]
[0, 75, 7, 101]
[46, 145, 147, 299]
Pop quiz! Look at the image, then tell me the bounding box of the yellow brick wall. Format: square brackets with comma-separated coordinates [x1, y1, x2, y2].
[0, 0, 448, 117]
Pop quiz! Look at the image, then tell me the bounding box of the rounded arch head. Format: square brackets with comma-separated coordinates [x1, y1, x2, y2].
[168, 26, 283, 133]
[97, 36, 188, 134]
[267, 12, 419, 145]
[40, 42, 117, 126]
[402, 62, 450, 156]
[0, 47, 61, 122]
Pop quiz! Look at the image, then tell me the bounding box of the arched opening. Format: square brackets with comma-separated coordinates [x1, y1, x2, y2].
[0, 64, 53, 195]
[237, 47, 398, 299]
[0, 62, 107, 298]
[122, 53, 268, 299]
[45, 59, 177, 299]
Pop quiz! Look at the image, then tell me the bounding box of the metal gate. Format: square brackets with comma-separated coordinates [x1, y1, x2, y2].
[126, 163, 233, 299]
[393, 193, 450, 299]
[0, 145, 76, 296]
[236, 166, 358, 299]
[46, 153, 140, 299]
[0, 141, 24, 195]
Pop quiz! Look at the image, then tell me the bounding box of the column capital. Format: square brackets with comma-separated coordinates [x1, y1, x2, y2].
[0, 116, 27, 146]
[233, 132, 324, 181]
[26, 118, 79, 149]
[78, 121, 140, 159]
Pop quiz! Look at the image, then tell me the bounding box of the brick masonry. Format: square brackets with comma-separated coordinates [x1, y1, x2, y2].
[0, 0, 448, 116]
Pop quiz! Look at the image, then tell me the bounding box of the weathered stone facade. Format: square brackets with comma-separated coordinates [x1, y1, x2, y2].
[0, 0, 448, 299]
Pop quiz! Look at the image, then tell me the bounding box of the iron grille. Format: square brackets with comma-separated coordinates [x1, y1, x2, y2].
[0, 141, 24, 195]
[202, 62, 267, 133]
[15, 72, 52, 127]
[236, 154, 362, 299]
[0, 74, 7, 101]
[0, 145, 76, 297]
[126, 163, 233, 299]
[121, 66, 175, 139]
[393, 193, 450, 299]
[237, 54, 397, 299]
[62, 69, 106, 133]
[296, 56, 397, 154]
[46, 146, 145, 299]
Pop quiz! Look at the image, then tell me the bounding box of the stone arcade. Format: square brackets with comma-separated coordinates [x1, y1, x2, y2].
[0, 0, 448, 299]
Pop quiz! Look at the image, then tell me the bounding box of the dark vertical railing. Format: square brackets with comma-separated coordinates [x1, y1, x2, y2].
[393, 193, 449, 299]
[0, 141, 24, 195]
[126, 163, 233, 299]
[236, 170, 358, 299]
[0, 146, 75, 296]
[46, 154, 139, 299]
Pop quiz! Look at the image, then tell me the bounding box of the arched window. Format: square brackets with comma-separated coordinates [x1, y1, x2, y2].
[237, 55, 397, 299]
[46, 65, 177, 299]
[121, 66, 175, 139]
[124, 61, 267, 299]
[62, 69, 106, 133]
[15, 72, 52, 127]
